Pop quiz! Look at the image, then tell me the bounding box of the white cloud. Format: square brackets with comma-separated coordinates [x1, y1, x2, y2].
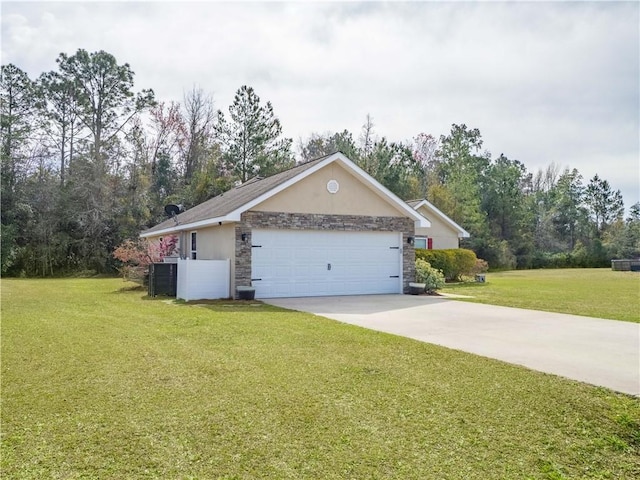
[1, 0, 638, 205]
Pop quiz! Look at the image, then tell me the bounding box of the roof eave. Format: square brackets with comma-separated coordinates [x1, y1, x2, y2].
[141, 152, 435, 238]
[223, 152, 428, 225]
[139, 214, 240, 238]
[412, 199, 470, 237]
[331, 154, 430, 226]
[224, 153, 344, 219]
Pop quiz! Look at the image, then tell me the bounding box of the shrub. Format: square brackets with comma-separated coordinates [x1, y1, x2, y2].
[415, 259, 445, 293]
[415, 248, 478, 281]
[470, 258, 489, 275]
[112, 236, 178, 283]
[415, 249, 451, 277]
[450, 249, 478, 280]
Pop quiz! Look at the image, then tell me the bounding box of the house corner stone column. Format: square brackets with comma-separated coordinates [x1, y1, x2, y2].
[235, 223, 252, 298]
[402, 232, 416, 294]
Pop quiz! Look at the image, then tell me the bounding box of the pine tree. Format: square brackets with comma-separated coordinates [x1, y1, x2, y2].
[216, 85, 293, 182]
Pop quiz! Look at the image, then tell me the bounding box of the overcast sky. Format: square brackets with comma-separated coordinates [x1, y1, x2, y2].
[2, 1, 639, 207]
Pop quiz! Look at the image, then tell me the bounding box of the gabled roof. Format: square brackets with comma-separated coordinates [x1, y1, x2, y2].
[141, 152, 428, 238]
[407, 199, 471, 238]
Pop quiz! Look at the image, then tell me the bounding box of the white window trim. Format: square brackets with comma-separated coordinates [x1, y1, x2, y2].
[414, 236, 428, 249]
[190, 231, 197, 260]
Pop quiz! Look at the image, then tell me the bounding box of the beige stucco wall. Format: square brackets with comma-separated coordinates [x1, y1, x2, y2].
[195, 223, 235, 260]
[148, 225, 236, 297]
[253, 162, 406, 217]
[415, 206, 460, 249]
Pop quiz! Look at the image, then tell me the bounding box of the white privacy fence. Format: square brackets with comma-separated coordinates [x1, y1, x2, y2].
[176, 259, 230, 301]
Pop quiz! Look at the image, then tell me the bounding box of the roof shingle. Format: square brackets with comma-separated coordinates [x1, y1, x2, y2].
[142, 154, 332, 235]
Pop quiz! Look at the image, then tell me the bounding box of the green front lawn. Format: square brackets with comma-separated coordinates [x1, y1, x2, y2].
[444, 268, 640, 323]
[2, 278, 639, 479]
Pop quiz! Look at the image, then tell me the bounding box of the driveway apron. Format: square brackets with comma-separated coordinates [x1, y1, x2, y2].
[264, 295, 640, 396]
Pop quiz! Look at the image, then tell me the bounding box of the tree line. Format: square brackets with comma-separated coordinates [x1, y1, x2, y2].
[298, 121, 638, 269]
[2, 49, 638, 276]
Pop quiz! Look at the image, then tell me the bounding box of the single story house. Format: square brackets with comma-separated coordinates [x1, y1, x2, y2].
[141, 152, 465, 299]
[407, 199, 470, 249]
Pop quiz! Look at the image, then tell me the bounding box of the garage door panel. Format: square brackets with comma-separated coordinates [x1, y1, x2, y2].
[293, 264, 324, 277]
[251, 229, 402, 298]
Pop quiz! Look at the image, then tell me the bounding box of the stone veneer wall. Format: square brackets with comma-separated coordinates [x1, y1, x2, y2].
[234, 211, 415, 298]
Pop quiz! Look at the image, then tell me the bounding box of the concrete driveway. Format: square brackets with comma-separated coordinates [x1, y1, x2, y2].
[264, 295, 640, 396]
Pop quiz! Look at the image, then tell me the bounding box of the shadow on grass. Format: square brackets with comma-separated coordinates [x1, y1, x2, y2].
[183, 299, 289, 313]
[135, 294, 291, 313]
[111, 281, 289, 314]
[115, 284, 147, 293]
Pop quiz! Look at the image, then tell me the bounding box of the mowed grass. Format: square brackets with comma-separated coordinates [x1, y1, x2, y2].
[444, 268, 640, 323]
[2, 279, 639, 479]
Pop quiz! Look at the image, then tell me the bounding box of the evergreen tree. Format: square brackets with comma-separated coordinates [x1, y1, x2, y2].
[36, 69, 82, 185]
[436, 124, 490, 254]
[483, 154, 527, 241]
[298, 130, 359, 162]
[619, 203, 640, 258]
[584, 174, 624, 234]
[55, 49, 155, 271]
[216, 85, 293, 182]
[550, 169, 588, 251]
[1, 64, 38, 274]
[56, 49, 155, 167]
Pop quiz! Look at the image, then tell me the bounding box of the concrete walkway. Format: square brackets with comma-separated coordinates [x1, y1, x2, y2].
[264, 295, 640, 396]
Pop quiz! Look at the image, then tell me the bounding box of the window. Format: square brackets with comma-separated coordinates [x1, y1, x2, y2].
[414, 237, 433, 250]
[190, 232, 197, 259]
[414, 237, 427, 249]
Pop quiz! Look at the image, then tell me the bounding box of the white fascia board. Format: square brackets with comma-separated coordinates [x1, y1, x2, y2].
[140, 227, 177, 238]
[413, 199, 470, 238]
[227, 152, 431, 226]
[140, 155, 342, 239]
[333, 156, 431, 227]
[139, 215, 238, 238]
[224, 152, 344, 219]
[143, 152, 431, 238]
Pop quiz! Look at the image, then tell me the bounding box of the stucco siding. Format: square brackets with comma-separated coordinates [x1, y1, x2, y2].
[415, 206, 461, 249]
[196, 224, 235, 259]
[253, 163, 404, 217]
[416, 231, 459, 249]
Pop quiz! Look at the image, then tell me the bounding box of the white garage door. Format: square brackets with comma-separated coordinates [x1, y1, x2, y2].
[251, 229, 402, 298]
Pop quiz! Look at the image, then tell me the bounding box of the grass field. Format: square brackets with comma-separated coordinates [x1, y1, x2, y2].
[444, 268, 640, 323]
[2, 278, 639, 479]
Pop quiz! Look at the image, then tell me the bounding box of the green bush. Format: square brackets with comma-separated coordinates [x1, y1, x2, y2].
[415, 259, 445, 293]
[415, 249, 451, 277]
[450, 249, 478, 280]
[415, 248, 479, 281]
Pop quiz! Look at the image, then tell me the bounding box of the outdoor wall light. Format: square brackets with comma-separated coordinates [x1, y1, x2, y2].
[407, 236, 414, 245]
[241, 233, 248, 242]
